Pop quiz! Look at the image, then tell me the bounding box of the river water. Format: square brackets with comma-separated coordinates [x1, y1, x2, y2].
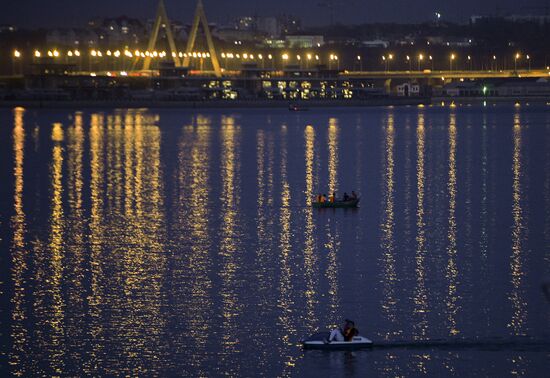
[0, 105, 549, 377]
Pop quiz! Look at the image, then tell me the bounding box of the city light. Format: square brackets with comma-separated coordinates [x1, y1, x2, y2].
[74, 50, 80, 57]
[34, 50, 41, 58]
[13, 50, 21, 58]
[282, 53, 289, 60]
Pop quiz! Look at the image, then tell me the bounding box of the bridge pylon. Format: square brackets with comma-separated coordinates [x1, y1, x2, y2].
[140, 0, 181, 70]
[182, 0, 221, 77]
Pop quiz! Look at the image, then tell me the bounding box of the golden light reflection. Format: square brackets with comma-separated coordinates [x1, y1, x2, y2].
[446, 111, 460, 336]
[65, 112, 86, 372]
[508, 111, 528, 335]
[47, 122, 66, 373]
[174, 115, 213, 375]
[278, 124, 298, 374]
[86, 112, 105, 375]
[327, 118, 339, 194]
[303, 125, 319, 328]
[219, 115, 243, 375]
[413, 110, 428, 340]
[380, 111, 400, 338]
[9, 107, 29, 376]
[325, 118, 341, 325]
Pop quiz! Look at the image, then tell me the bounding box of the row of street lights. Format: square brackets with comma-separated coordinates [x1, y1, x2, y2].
[11, 48, 537, 72]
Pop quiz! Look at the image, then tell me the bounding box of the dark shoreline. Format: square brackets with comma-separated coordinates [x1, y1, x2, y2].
[1, 96, 549, 109]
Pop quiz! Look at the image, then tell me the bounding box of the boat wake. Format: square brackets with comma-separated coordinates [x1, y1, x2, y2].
[371, 337, 550, 351]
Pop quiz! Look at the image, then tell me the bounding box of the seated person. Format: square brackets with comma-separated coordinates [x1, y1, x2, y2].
[343, 192, 350, 201]
[343, 320, 359, 341]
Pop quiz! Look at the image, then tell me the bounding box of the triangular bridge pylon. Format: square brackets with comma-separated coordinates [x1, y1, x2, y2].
[183, 0, 221, 77]
[140, 0, 180, 70]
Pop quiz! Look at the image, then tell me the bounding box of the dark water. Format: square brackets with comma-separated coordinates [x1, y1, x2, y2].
[0, 105, 549, 377]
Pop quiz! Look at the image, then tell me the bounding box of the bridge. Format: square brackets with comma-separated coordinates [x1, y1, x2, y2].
[340, 69, 550, 80]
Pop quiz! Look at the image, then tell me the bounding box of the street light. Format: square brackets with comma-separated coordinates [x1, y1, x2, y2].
[418, 53, 423, 70]
[526, 54, 531, 71]
[515, 52, 520, 71]
[406, 55, 411, 70]
[357, 55, 362, 71]
[34, 50, 41, 58]
[450, 53, 455, 71]
[12, 50, 21, 75]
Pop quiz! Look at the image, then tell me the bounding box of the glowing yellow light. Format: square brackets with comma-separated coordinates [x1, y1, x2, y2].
[106, 50, 112, 56]
[419, 54, 423, 60]
[74, 50, 80, 57]
[243, 53, 248, 59]
[515, 53, 520, 59]
[357, 55, 361, 60]
[67, 51, 73, 57]
[178, 52, 183, 58]
[47, 50, 53, 57]
[451, 53, 455, 60]
[315, 54, 319, 60]
[120, 71, 128, 76]
[297, 54, 301, 60]
[307, 53, 312, 60]
[258, 54, 263, 59]
[282, 53, 289, 60]
[14, 50, 21, 58]
[268, 54, 273, 59]
[134, 49, 140, 56]
[34, 50, 41, 58]
[221, 52, 226, 58]
[114, 50, 120, 57]
[388, 54, 393, 60]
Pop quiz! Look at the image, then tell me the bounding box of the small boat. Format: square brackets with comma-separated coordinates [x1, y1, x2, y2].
[302, 332, 373, 350]
[312, 198, 360, 208]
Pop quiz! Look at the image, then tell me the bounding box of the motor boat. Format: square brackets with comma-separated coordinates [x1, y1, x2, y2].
[302, 332, 373, 350]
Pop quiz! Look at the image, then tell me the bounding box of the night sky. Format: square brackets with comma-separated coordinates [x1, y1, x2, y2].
[2, 0, 549, 28]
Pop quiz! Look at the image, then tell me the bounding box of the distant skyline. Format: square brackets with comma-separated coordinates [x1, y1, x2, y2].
[2, 0, 550, 28]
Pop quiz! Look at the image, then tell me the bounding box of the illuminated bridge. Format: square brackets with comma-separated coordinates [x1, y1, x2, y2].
[340, 69, 550, 80]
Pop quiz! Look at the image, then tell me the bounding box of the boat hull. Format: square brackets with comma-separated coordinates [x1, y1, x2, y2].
[302, 332, 373, 350]
[312, 198, 360, 208]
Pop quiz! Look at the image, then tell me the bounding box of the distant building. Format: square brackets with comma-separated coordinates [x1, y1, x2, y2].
[361, 39, 390, 48]
[285, 35, 324, 48]
[397, 82, 420, 97]
[46, 28, 99, 47]
[214, 28, 264, 43]
[90, 16, 147, 45]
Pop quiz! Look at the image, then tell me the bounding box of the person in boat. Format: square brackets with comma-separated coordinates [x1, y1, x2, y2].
[321, 194, 327, 203]
[329, 192, 336, 203]
[343, 192, 350, 201]
[327, 319, 357, 343]
[351, 191, 358, 200]
[343, 319, 359, 341]
[316, 193, 322, 203]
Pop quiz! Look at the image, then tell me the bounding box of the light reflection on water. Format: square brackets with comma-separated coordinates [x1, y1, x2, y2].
[1, 106, 549, 377]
